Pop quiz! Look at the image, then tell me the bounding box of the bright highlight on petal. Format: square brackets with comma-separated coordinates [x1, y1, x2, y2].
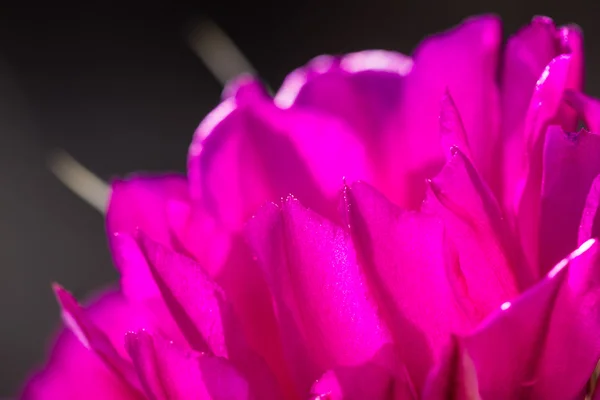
[29, 13, 600, 400]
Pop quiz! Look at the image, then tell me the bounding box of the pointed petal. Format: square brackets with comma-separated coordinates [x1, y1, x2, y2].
[112, 232, 161, 301]
[136, 233, 282, 399]
[512, 55, 573, 280]
[110, 232, 188, 354]
[346, 181, 475, 390]
[21, 290, 145, 400]
[423, 148, 522, 306]
[136, 233, 227, 355]
[126, 330, 252, 400]
[557, 24, 585, 126]
[124, 330, 167, 399]
[501, 17, 565, 141]
[106, 174, 189, 271]
[245, 199, 392, 393]
[457, 261, 564, 398]
[188, 78, 371, 231]
[539, 127, 600, 273]
[168, 205, 296, 399]
[435, 240, 599, 398]
[383, 15, 501, 208]
[530, 239, 600, 399]
[47, 286, 144, 396]
[508, 30, 582, 272]
[440, 91, 472, 161]
[501, 18, 583, 213]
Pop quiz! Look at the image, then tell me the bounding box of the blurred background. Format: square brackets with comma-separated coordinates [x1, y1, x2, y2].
[0, 0, 598, 395]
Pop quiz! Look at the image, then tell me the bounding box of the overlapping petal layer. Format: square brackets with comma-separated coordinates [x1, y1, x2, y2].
[24, 14, 600, 400]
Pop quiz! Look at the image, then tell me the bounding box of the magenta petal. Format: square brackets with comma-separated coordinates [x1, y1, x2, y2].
[245, 204, 318, 395]
[529, 239, 600, 399]
[522, 55, 575, 156]
[439, 91, 472, 161]
[110, 233, 188, 352]
[346, 181, 474, 390]
[245, 198, 393, 393]
[136, 233, 282, 399]
[501, 17, 564, 143]
[21, 290, 145, 400]
[124, 330, 166, 399]
[136, 232, 229, 355]
[539, 127, 600, 273]
[512, 55, 573, 280]
[23, 333, 135, 400]
[309, 351, 417, 400]
[579, 174, 600, 245]
[564, 90, 600, 134]
[383, 15, 501, 208]
[126, 330, 252, 400]
[188, 78, 371, 230]
[51, 285, 144, 396]
[421, 336, 481, 400]
[450, 263, 564, 398]
[106, 174, 189, 270]
[274, 51, 411, 184]
[501, 18, 583, 213]
[423, 148, 522, 308]
[112, 233, 160, 301]
[431, 240, 599, 398]
[168, 205, 294, 399]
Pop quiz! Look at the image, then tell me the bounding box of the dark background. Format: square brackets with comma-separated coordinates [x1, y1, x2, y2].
[0, 0, 598, 395]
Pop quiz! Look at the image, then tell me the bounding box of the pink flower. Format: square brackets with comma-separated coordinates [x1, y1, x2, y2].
[22, 15, 600, 399]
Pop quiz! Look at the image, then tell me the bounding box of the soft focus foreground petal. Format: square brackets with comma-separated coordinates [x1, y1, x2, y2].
[136, 233, 283, 399]
[126, 330, 253, 400]
[501, 18, 583, 210]
[106, 174, 189, 272]
[529, 239, 600, 399]
[383, 15, 501, 208]
[565, 90, 600, 134]
[539, 127, 600, 273]
[423, 148, 523, 308]
[51, 285, 143, 395]
[274, 50, 411, 188]
[579, 174, 600, 245]
[421, 336, 481, 400]
[188, 78, 371, 231]
[245, 199, 393, 394]
[22, 332, 134, 400]
[346, 181, 475, 390]
[21, 290, 144, 399]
